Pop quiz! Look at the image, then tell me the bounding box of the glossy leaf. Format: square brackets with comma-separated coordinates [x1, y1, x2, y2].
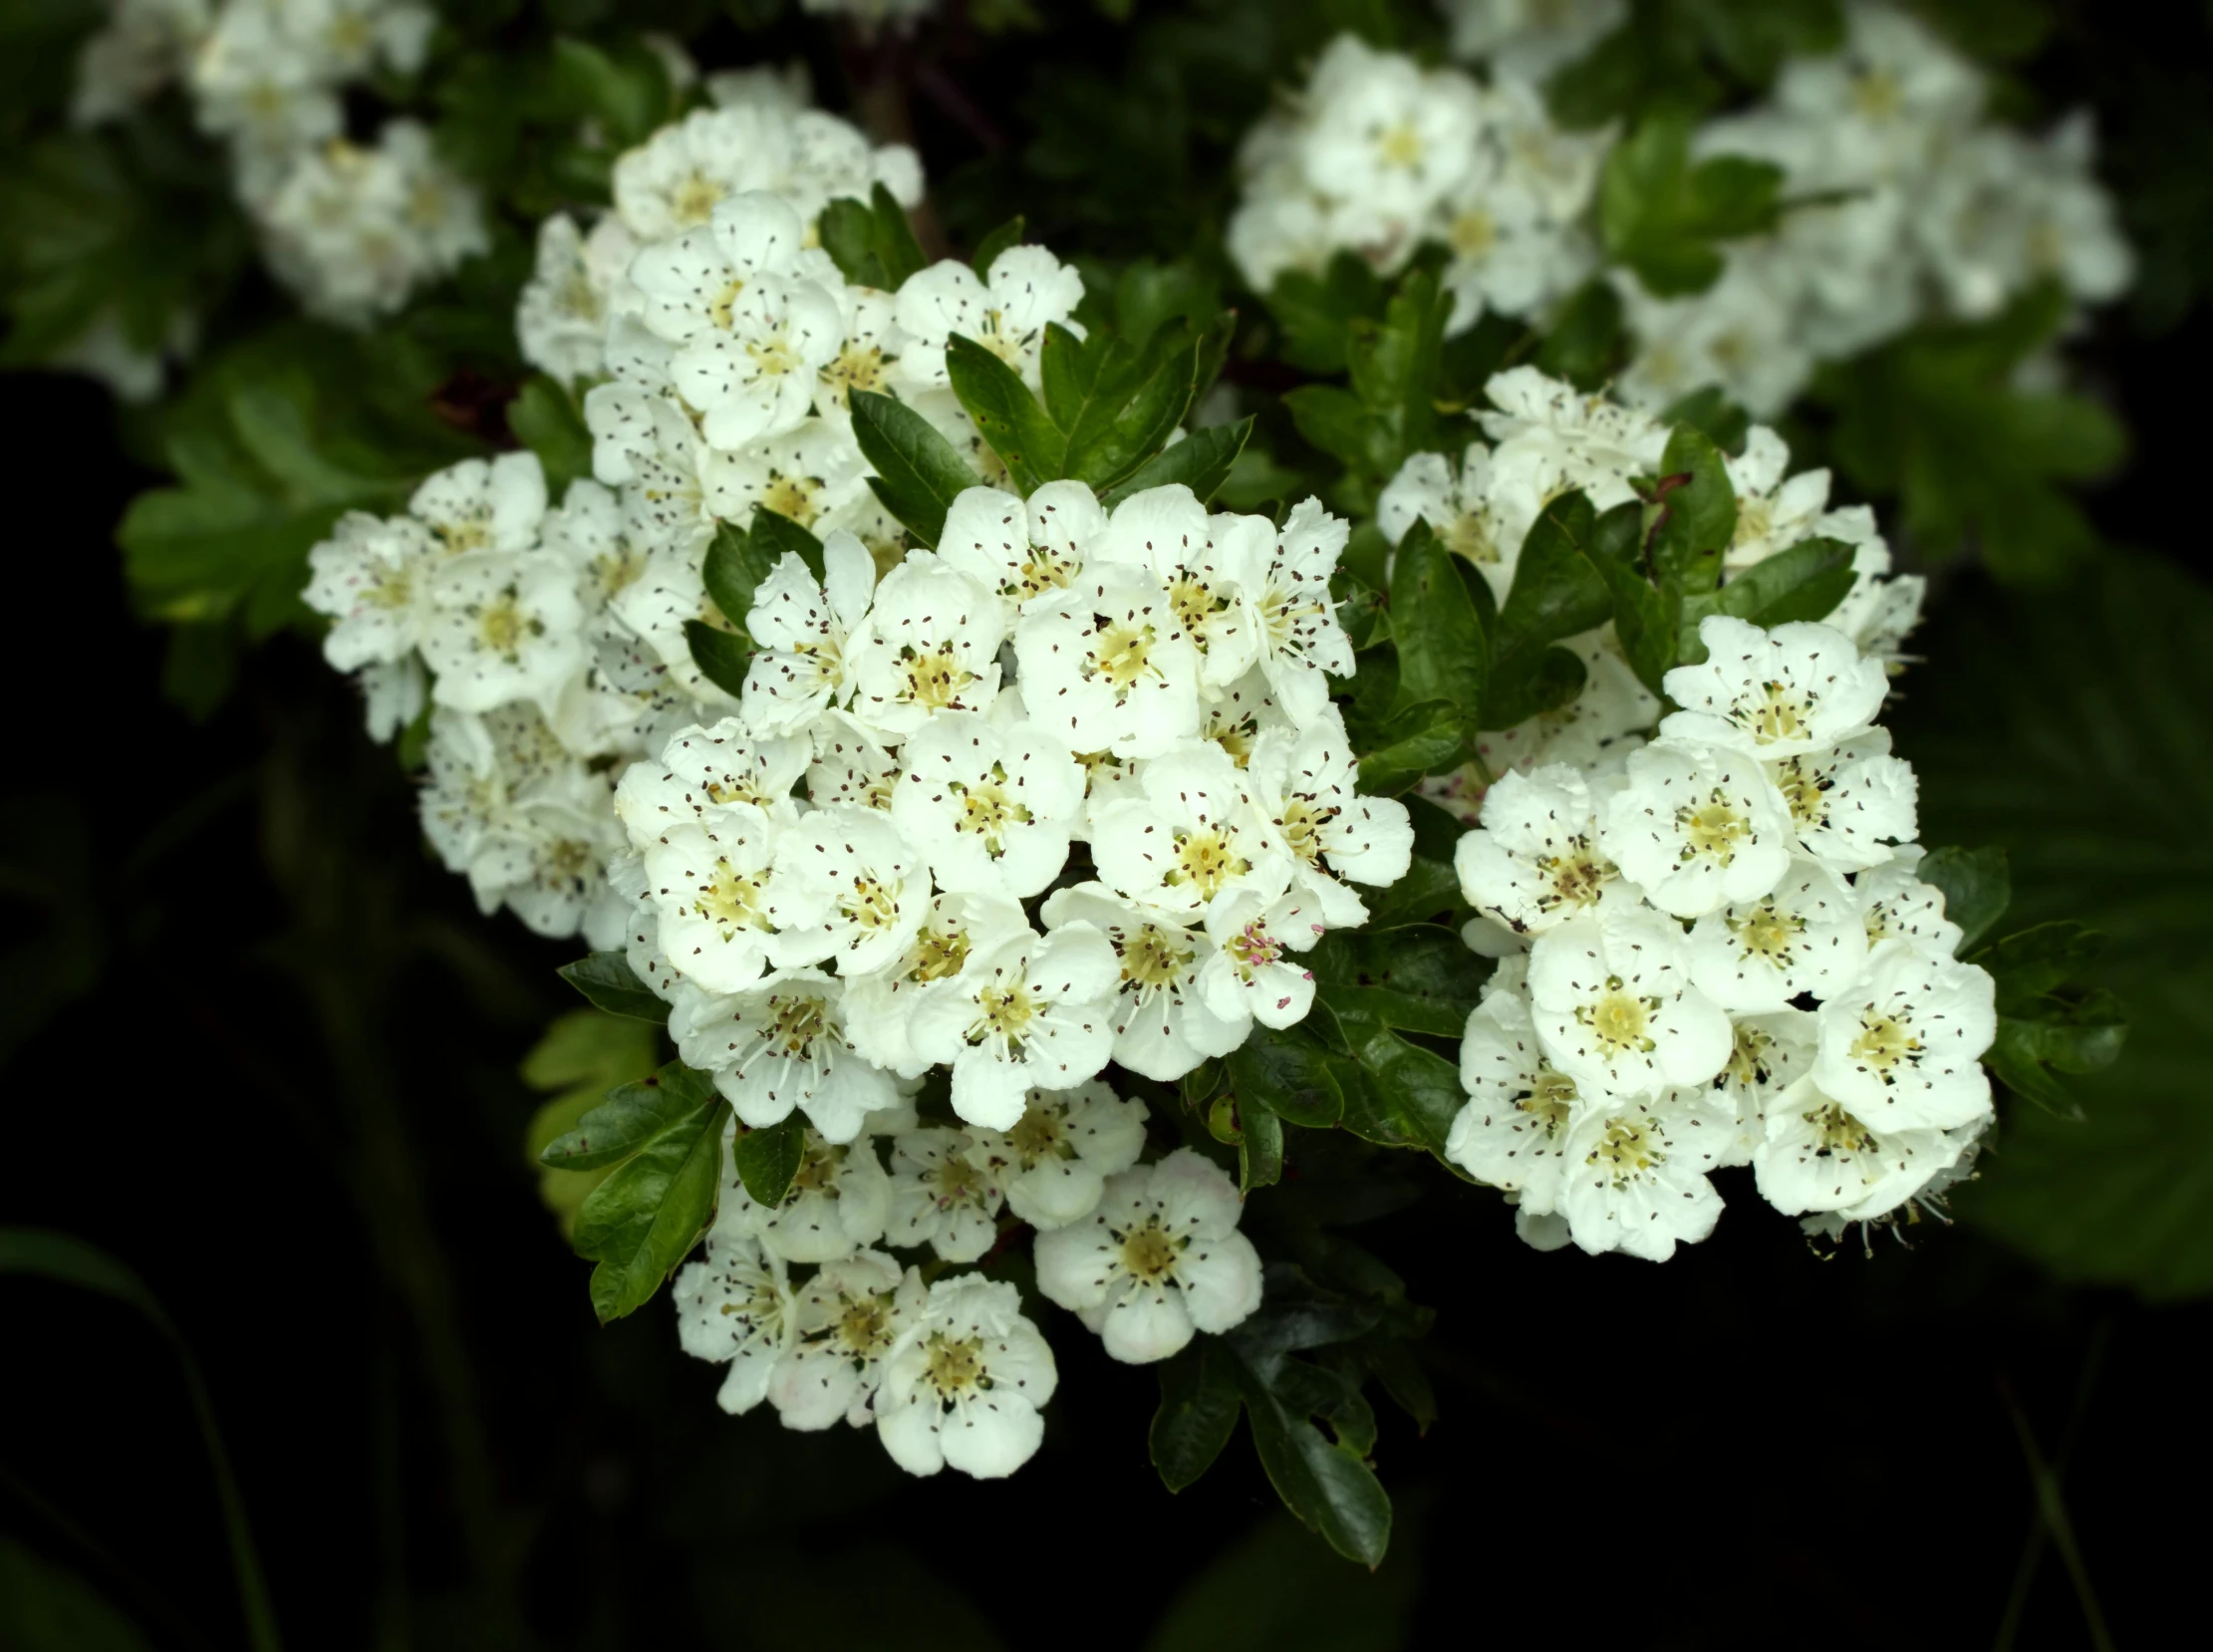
[732, 1114, 806, 1208]
[1228, 1023, 1345, 1130]
[1646, 423, 1738, 592]
[568, 1067, 725, 1322]
[945, 334, 1065, 493]
[1229, 1350, 1392, 1567]
[1150, 1340, 1244, 1493]
[848, 389, 984, 548]
[701, 518, 778, 630]
[750, 506, 827, 585]
[1312, 929, 1482, 1040]
[556, 952, 671, 1024]
[1388, 520, 1490, 719]
[684, 619, 752, 698]
[540, 1062, 719, 1172]
[1100, 417, 1253, 507]
[969, 215, 1026, 274]
[1917, 845, 2012, 952]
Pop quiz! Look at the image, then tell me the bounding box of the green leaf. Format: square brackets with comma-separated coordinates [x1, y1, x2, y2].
[1816, 282, 2126, 583]
[0, 1231, 280, 1652]
[1150, 1340, 1244, 1494]
[1061, 326, 1203, 489]
[1229, 1023, 1346, 1130]
[557, 953, 671, 1023]
[1682, 535, 1858, 654]
[507, 376, 593, 495]
[1564, 502, 1678, 697]
[1354, 701, 1466, 796]
[1361, 855, 1466, 931]
[970, 214, 1026, 275]
[1494, 493, 1612, 662]
[1101, 418, 1254, 508]
[540, 1063, 719, 1172]
[1533, 278, 1626, 391]
[1483, 643, 1589, 732]
[848, 390, 984, 549]
[1601, 113, 1785, 296]
[1312, 929, 1482, 1039]
[701, 518, 777, 629]
[1989, 993, 2129, 1120]
[732, 1114, 807, 1207]
[567, 1066, 725, 1322]
[547, 37, 672, 147]
[1333, 1030, 1464, 1155]
[945, 334, 1067, 494]
[869, 182, 928, 289]
[1661, 384, 1752, 453]
[1344, 268, 1449, 471]
[1266, 252, 1387, 376]
[1646, 423, 1737, 592]
[1388, 520, 1490, 719]
[1240, 1102, 1284, 1193]
[1916, 846, 2012, 953]
[687, 619, 753, 696]
[522, 1011, 663, 1234]
[817, 196, 890, 289]
[1228, 1350, 1392, 1567]
[751, 506, 828, 585]
[1284, 384, 1391, 479]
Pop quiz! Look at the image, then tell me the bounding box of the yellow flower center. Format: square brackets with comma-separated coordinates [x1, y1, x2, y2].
[1168, 827, 1246, 901]
[1678, 794, 1752, 865]
[1119, 1221, 1184, 1282]
[1849, 1012, 1921, 1078]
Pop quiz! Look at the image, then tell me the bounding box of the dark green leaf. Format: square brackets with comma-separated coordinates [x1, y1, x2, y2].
[868, 182, 928, 289]
[1285, 384, 1391, 478]
[1646, 423, 1737, 591]
[1973, 922, 2103, 1014]
[1681, 535, 1858, 655]
[569, 1068, 724, 1322]
[1602, 114, 1785, 296]
[1484, 643, 1589, 731]
[1354, 701, 1466, 796]
[1266, 252, 1387, 376]
[1229, 1351, 1392, 1567]
[1240, 1102, 1284, 1193]
[547, 37, 671, 147]
[1228, 1023, 1345, 1130]
[750, 506, 827, 585]
[701, 518, 777, 629]
[1312, 929, 1482, 1039]
[1388, 520, 1490, 718]
[1037, 323, 1101, 431]
[817, 196, 889, 288]
[732, 1114, 807, 1207]
[1361, 856, 1465, 931]
[970, 214, 1026, 275]
[557, 952, 671, 1024]
[1533, 278, 1626, 391]
[1494, 492, 1611, 661]
[685, 620, 752, 698]
[1917, 846, 2012, 952]
[945, 334, 1066, 493]
[849, 390, 985, 549]
[1100, 418, 1253, 508]
[1150, 1340, 1244, 1493]
[1061, 327, 1201, 489]
[540, 1063, 717, 1172]
[1661, 384, 1752, 453]
[1334, 1030, 1464, 1155]
[1565, 503, 1679, 697]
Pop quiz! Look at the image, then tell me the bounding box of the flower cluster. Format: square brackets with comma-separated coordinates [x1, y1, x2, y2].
[675, 1088, 1260, 1480]
[1227, 33, 1605, 333]
[72, 0, 484, 326]
[1420, 381, 1996, 1258]
[1381, 367, 1922, 822]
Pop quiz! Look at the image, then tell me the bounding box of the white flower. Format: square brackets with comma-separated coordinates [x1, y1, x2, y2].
[767, 1250, 925, 1431]
[1013, 561, 1203, 759]
[538, 478, 649, 618]
[516, 212, 638, 386]
[1197, 879, 1325, 1032]
[669, 971, 898, 1142]
[885, 1127, 1007, 1261]
[1455, 763, 1622, 935]
[702, 418, 871, 541]
[1036, 885, 1245, 1082]
[894, 246, 1085, 390]
[815, 282, 907, 414]
[843, 890, 1032, 1076]
[1239, 498, 1355, 724]
[1721, 426, 1836, 569]
[876, 1275, 1058, 1479]
[1443, 0, 1627, 91]
[1089, 485, 1262, 687]
[1091, 740, 1290, 921]
[1853, 854, 1964, 958]
[806, 709, 903, 813]
[1554, 1089, 1735, 1261]
[964, 1081, 1150, 1231]
[637, 807, 805, 993]
[418, 552, 588, 714]
[612, 104, 792, 240]
[1600, 738, 1795, 919]
[907, 923, 1120, 1130]
[672, 1232, 795, 1414]
[303, 511, 431, 670]
[1479, 368, 1670, 544]
[1033, 1148, 1263, 1364]
[716, 1119, 895, 1263]
[889, 711, 1084, 900]
[1662, 617, 1891, 761]
[843, 555, 1006, 737]
[1813, 941, 1997, 1131]
[1688, 858, 1868, 1013]
[1446, 989, 1581, 1211]
[1768, 728, 1919, 874]
[1377, 444, 1512, 588]
[936, 480, 1102, 608]
[773, 803, 931, 974]
[1525, 909, 1733, 1101]
[1753, 1073, 1975, 1222]
[411, 452, 547, 558]
[1246, 713, 1415, 920]
[1709, 1007, 1820, 1166]
[1301, 37, 1484, 221]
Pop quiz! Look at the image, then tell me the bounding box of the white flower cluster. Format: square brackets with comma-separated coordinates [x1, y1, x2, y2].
[1449, 0, 2134, 416]
[613, 469, 1410, 1138]
[1380, 367, 1922, 821]
[1402, 377, 1996, 1258]
[675, 1092, 1260, 1480]
[1227, 33, 1605, 333]
[72, 0, 485, 326]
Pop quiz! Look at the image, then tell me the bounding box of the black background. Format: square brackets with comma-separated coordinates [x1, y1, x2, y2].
[5, 4, 2210, 1647]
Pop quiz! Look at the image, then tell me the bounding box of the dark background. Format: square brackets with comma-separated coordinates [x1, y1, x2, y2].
[6, 5, 2212, 1648]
